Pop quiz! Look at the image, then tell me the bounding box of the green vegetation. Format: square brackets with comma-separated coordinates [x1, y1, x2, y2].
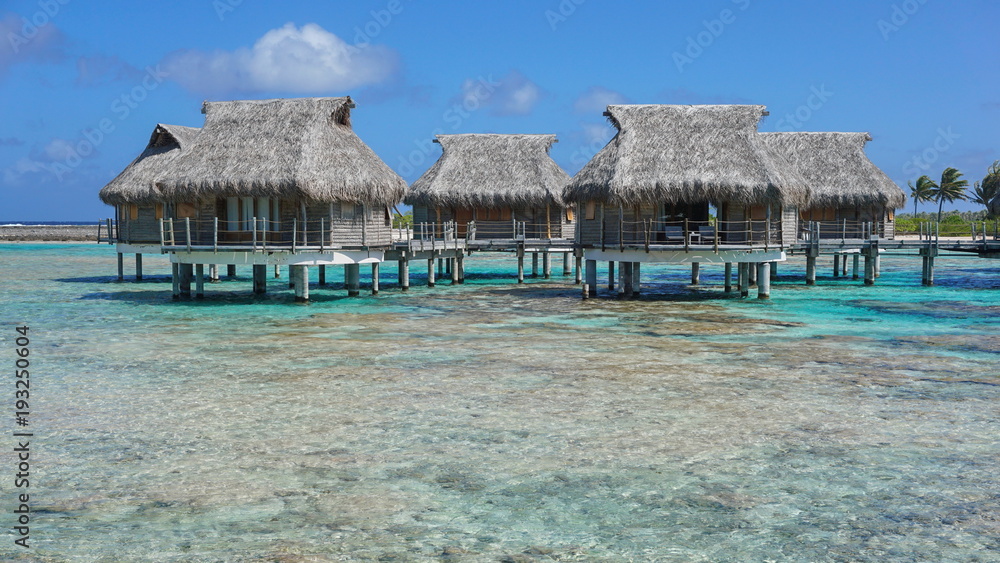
[392, 209, 413, 229]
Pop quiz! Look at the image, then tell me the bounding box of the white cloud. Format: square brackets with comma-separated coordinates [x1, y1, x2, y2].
[3, 156, 47, 184]
[162, 23, 400, 96]
[0, 11, 67, 78]
[574, 86, 628, 114]
[581, 122, 613, 144]
[455, 70, 543, 116]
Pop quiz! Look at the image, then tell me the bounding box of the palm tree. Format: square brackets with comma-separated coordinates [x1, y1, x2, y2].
[908, 175, 936, 217]
[977, 161, 1000, 216]
[927, 167, 969, 222]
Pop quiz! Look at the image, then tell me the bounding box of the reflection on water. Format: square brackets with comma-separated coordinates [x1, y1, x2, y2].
[1, 244, 999, 561]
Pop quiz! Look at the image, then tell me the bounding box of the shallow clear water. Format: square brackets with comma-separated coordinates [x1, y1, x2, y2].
[1, 243, 999, 561]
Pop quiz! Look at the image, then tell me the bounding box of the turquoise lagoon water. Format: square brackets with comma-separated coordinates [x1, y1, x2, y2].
[1, 243, 998, 561]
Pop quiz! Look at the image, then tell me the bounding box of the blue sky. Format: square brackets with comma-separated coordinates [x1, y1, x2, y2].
[1, 0, 997, 220]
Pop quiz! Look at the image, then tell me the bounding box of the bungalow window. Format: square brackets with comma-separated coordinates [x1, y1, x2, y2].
[585, 202, 596, 220]
[341, 203, 355, 220]
[154, 204, 163, 220]
[128, 204, 139, 221]
[176, 202, 197, 219]
[225, 197, 279, 230]
[566, 207, 575, 222]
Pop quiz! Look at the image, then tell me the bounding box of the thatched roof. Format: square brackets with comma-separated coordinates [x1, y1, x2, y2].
[563, 105, 809, 207]
[99, 124, 200, 205]
[406, 134, 570, 209]
[760, 132, 905, 209]
[155, 97, 406, 205]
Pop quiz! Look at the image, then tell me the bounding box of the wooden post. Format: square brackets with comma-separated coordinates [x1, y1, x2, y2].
[517, 245, 525, 283]
[724, 263, 733, 292]
[748, 262, 757, 286]
[450, 257, 459, 284]
[738, 263, 749, 298]
[117, 252, 124, 281]
[771, 262, 778, 278]
[346, 264, 360, 296]
[608, 261, 616, 291]
[926, 255, 935, 286]
[864, 250, 875, 286]
[135, 254, 143, 281]
[543, 252, 551, 279]
[427, 258, 436, 287]
[532, 252, 539, 278]
[841, 255, 848, 277]
[621, 261, 634, 297]
[757, 262, 771, 299]
[691, 262, 700, 285]
[633, 262, 641, 295]
[585, 260, 598, 296]
[372, 263, 380, 295]
[171, 263, 180, 299]
[457, 255, 465, 284]
[582, 283, 590, 300]
[563, 252, 571, 275]
[227, 264, 237, 278]
[318, 265, 326, 286]
[833, 254, 841, 278]
[274, 265, 281, 279]
[253, 264, 267, 294]
[179, 263, 193, 298]
[574, 254, 583, 284]
[806, 255, 817, 286]
[400, 258, 410, 291]
[209, 264, 219, 283]
[195, 264, 205, 299]
[297, 266, 311, 302]
[852, 254, 860, 280]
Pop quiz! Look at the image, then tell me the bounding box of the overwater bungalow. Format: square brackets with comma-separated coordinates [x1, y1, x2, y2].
[406, 134, 573, 241]
[146, 97, 406, 300]
[98, 123, 200, 279]
[759, 132, 905, 240]
[564, 104, 809, 298]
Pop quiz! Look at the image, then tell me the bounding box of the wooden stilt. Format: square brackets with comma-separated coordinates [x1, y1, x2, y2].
[135, 254, 143, 281]
[209, 264, 219, 282]
[371, 263, 380, 295]
[691, 262, 700, 285]
[227, 264, 237, 278]
[427, 258, 436, 288]
[585, 260, 598, 296]
[739, 263, 749, 298]
[771, 262, 778, 278]
[852, 254, 860, 280]
[346, 264, 360, 297]
[400, 258, 410, 292]
[179, 263, 193, 298]
[806, 255, 817, 286]
[171, 263, 180, 299]
[724, 263, 733, 293]
[543, 252, 551, 279]
[563, 252, 571, 276]
[608, 261, 615, 291]
[450, 257, 459, 284]
[621, 262, 634, 297]
[864, 252, 875, 286]
[517, 246, 525, 283]
[253, 265, 266, 294]
[117, 253, 124, 281]
[457, 256, 465, 284]
[195, 264, 205, 299]
[748, 262, 757, 287]
[574, 254, 583, 285]
[532, 253, 539, 278]
[582, 283, 590, 300]
[633, 262, 641, 295]
[274, 265, 280, 279]
[833, 254, 841, 278]
[297, 266, 311, 302]
[318, 265, 326, 286]
[841, 255, 848, 277]
[757, 262, 771, 299]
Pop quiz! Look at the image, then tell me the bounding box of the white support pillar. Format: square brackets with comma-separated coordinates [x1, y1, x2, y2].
[757, 262, 771, 300]
[346, 264, 360, 296]
[585, 259, 598, 297]
[371, 263, 380, 295]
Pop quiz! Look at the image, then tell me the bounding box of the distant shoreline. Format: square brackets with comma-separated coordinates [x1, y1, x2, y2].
[0, 225, 100, 242]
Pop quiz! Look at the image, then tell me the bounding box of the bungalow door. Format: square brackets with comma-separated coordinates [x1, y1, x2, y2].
[455, 208, 473, 237]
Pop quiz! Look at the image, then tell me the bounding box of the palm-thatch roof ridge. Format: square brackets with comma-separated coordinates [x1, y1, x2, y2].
[155, 97, 406, 205]
[98, 124, 201, 205]
[564, 105, 810, 207]
[406, 134, 571, 209]
[760, 132, 905, 209]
